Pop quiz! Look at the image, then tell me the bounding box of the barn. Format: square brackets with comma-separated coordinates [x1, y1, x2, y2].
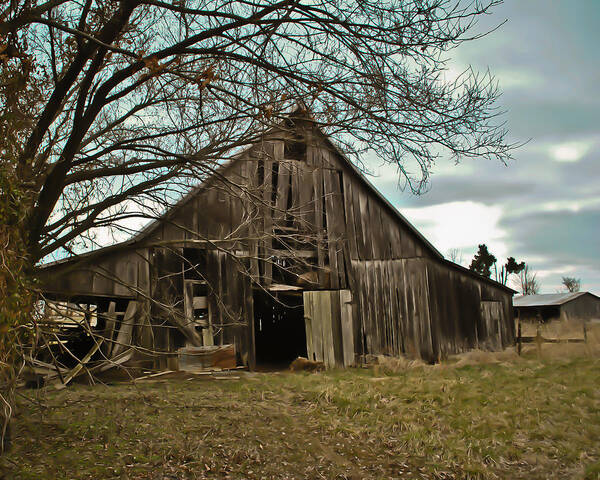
[514, 292, 600, 323]
[36, 116, 515, 373]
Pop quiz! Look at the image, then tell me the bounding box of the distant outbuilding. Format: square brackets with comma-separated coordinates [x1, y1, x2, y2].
[513, 292, 600, 323]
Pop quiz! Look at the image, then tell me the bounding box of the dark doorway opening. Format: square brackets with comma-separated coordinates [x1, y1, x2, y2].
[253, 290, 307, 369]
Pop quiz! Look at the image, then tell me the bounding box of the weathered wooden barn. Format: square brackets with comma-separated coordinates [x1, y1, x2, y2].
[37, 117, 515, 372]
[514, 293, 600, 323]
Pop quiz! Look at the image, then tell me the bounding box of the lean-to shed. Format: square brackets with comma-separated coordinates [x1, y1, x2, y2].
[37, 117, 516, 370]
[514, 292, 600, 323]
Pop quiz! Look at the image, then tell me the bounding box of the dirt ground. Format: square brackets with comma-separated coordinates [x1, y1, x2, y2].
[2, 342, 599, 480]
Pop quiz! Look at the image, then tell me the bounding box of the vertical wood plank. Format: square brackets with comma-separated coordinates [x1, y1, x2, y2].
[319, 291, 335, 368]
[324, 169, 339, 288]
[342, 172, 358, 260]
[311, 292, 324, 363]
[274, 158, 290, 224]
[243, 271, 256, 369]
[262, 143, 274, 285]
[313, 155, 327, 286]
[339, 290, 355, 366]
[303, 292, 315, 362]
[331, 171, 347, 287]
[357, 186, 372, 259]
[103, 301, 117, 357]
[330, 290, 344, 366]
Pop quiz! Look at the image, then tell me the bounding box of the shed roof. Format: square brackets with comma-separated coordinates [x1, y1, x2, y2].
[513, 292, 598, 307]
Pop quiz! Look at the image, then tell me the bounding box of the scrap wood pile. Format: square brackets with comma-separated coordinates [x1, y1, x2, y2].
[25, 299, 241, 388]
[25, 300, 140, 389]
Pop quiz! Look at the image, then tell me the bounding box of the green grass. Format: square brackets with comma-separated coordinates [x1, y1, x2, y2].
[2, 354, 600, 479]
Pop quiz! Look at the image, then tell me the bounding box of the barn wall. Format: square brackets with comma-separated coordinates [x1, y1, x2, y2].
[425, 260, 514, 357]
[38, 122, 515, 366]
[202, 250, 255, 368]
[351, 259, 434, 361]
[148, 246, 190, 360]
[560, 294, 600, 321]
[349, 257, 514, 364]
[39, 248, 150, 299]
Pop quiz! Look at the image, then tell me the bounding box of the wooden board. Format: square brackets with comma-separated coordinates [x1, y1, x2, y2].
[303, 290, 354, 368]
[339, 290, 355, 367]
[102, 301, 117, 357]
[303, 292, 315, 362]
[112, 301, 137, 357]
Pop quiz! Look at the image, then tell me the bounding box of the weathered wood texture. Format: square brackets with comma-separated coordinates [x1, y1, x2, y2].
[39, 247, 149, 299]
[38, 121, 514, 367]
[425, 259, 515, 358]
[303, 290, 354, 368]
[516, 294, 600, 323]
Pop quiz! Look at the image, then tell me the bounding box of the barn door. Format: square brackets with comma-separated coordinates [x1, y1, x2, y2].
[184, 280, 214, 346]
[479, 301, 503, 350]
[303, 290, 355, 368]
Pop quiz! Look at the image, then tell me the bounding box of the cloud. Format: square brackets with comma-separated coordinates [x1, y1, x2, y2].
[495, 69, 544, 90]
[548, 139, 596, 163]
[401, 201, 508, 259]
[501, 207, 600, 270]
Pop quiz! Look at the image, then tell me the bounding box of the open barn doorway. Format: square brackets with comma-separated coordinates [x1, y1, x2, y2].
[253, 290, 307, 369]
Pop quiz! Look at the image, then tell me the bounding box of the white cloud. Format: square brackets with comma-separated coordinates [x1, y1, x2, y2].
[401, 201, 508, 260]
[539, 197, 600, 213]
[549, 139, 595, 162]
[495, 69, 544, 90]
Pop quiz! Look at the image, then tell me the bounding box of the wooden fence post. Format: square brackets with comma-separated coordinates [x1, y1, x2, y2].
[535, 324, 542, 359]
[517, 319, 522, 356]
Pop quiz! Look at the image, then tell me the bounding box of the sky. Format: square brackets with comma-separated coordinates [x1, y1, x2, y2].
[368, 1, 600, 294]
[70, 1, 599, 295]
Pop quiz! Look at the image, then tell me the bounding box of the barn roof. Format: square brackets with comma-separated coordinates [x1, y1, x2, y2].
[40, 119, 444, 269]
[37, 117, 515, 294]
[513, 292, 599, 307]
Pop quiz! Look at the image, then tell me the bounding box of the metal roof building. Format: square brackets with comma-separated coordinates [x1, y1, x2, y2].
[514, 292, 600, 322]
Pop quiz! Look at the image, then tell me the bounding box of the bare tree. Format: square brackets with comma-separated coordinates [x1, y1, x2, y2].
[561, 276, 581, 293]
[1, 0, 513, 451]
[447, 248, 463, 265]
[518, 264, 540, 295]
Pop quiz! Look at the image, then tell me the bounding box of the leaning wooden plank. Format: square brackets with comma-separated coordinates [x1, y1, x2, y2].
[56, 339, 104, 389]
[134, 370, 176, 382]
[90, 348, 134, 374]
[25, 357, 68, 383]
[102, 301, 117, 358]
[112, 301, 138, 357]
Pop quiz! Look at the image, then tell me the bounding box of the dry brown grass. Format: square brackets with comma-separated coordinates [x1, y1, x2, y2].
[3, 348, 600, 480]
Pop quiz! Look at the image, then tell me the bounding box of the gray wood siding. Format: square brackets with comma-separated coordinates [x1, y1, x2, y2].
[38, 122, 515, 366]
[561, 294, 600, 321]
[39, 248, 150, 299]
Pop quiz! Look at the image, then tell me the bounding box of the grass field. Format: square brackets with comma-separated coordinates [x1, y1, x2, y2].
[2, 343, 600, 480]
